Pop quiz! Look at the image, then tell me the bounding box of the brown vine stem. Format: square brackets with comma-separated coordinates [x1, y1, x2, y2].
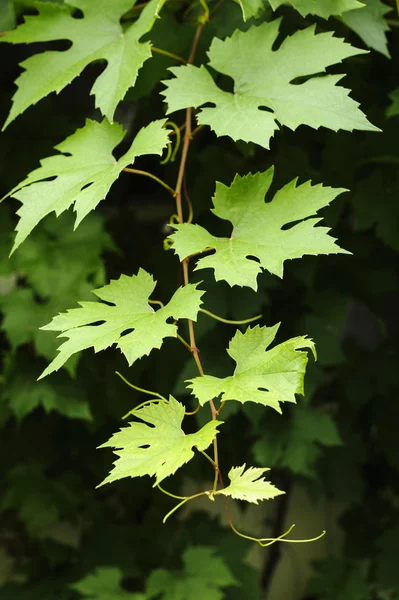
[173, 19, 220, 484]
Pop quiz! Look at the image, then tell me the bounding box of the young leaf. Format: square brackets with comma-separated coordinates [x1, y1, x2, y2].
[187, 324, 316, 412]
[216, 464, 284, 503]
[39, 269, 204, 378]
[147, 546, 237, 600]
[341, 0, 391, 57]
[98, 397, 222, 487]
[170, 169, 349, 290]
[162, 20, 378, 149]
[0, 0, 166, 127]
[268, 0, 364, 18]
[5, 119, 169, 253]
[387, 87, 399, 118]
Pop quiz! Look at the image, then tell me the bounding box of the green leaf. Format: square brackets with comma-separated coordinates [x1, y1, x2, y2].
[6, 118, 169, 252]
[2, 356, 92, 421]
[253, 407, 342, 477]
[306, 558, 371, 600]
[162, 21, 378, 149]
[1, 0, 166, 127]
[71, 567, 145, 600]
[216, 464, 284, 503]
[98, 397, 221, 486]
[341, 0, 391, 57]
[170, 169, 349, 290]
[187, 324, 316, 412]
[40, 269, 204, 378]
[268, 0, 364, 18]
[147, 546, 236, 600]
[238, 0, 266, 20]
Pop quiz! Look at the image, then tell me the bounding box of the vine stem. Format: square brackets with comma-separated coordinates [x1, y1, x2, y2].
[172, 19, 220, 484]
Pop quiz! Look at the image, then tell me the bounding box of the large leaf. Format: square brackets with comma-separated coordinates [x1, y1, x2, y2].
[1, 0, 166, 127]
[269, 0, 364, 18]
[40, 269, 204, 378]
[99, 397, 222, 486]
[187, 324, 316, 412]
[170, 169, 349, 290]
[341, 0, 391, 57]
[216, 464, 284, 504]
[162, 20, 377, 149]
[147, 547, 236, 600]
[5, 118, 169, 253]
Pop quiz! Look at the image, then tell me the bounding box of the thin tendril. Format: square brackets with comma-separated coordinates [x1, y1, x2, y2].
[152, 46, 187, 64]
[116, 372, 168, 409]
[162, 491, 207, 523]
[200, 308, 262, 325]
[166, 121, 181, 162]
[148, 299, 165, 308]
[123, 168, 176, 197]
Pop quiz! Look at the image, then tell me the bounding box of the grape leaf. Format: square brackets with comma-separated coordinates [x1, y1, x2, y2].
[170, 169, 349, 290]
[0, 0, 166, 127]
[216, 464, 284, 504]
[98, 397, 222, 487]
[238, 0, 266, 20]
[5, 118, 169, 253]
[0, 0, 16, 31]
[162, 20, 378, 149]
[147, 546, 236, 600]
[71, 568, 145, 600]
[253, 407, 342, 477]
[187, 324, 316, 412]
[268, 0, 364, 18]
[40, 269, 204, 378]
[341, 0, 390, 57]
[3, 355, 92, 421]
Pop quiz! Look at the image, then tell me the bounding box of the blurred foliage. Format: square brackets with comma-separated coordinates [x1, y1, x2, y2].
[0, 1, 398, 599]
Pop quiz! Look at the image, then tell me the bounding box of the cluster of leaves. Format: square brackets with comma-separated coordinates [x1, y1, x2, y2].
[0, 0, 398, 599]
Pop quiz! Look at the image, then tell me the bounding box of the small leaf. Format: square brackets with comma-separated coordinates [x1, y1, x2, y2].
[187, 324, 316, 412]
[268, 0, 364, 18]
[238, 0, 266, 20]
[170, 169, 349, 290]
[40, 269, 204, 378]
[1, 0, 166, 127]
[162, 20, 378, 149]
[217, 464, 284, 504]
[6, 119, 169, 252]
[387, 87, 399, 118]
[98, 397, 222, 486]
[71, 567, 145, 600]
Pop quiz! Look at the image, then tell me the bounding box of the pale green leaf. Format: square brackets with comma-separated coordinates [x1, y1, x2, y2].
[216, 464, 284, 503]
[98, 397, 221, 486]
[1, 0, 166, 127]
[6, 119, 169, 252]
[71, 567, 145, 600]
[341, 0, 391, 57]
[187, 324, 316, 412]
[238, 0, 266, 20]
[170, 169, 349, 290]
[268, 0, 364, 18]
[147, 546, 236, 600]
[40, 269, 204, 378]
[162, 20, 378, 149]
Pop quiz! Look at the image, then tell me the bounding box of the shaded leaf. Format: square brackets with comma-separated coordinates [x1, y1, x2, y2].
[341, 0, 391, 57]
